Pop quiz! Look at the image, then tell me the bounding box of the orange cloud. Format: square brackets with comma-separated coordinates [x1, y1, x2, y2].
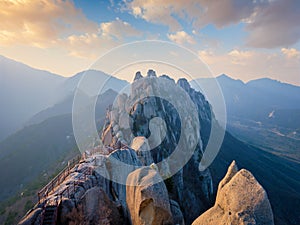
[0, 1, 143, 60]
[281, 48, 300, 59]
[0, 0, 97, 47]
[167, 31, 196, 45]
[100, 18, 142, 39]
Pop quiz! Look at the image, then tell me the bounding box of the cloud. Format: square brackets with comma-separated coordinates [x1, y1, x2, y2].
[281, 48, 300, 59]
[198, 49, 215, 64]
[167, 31, 196, 45]
[61, 18, 142, 59]
[100, 18, 142, 39]
[245, 0, 300, 48]
[125, 0, 262, 29]
[126, 0, 183, 31]
[0, 0, 97, 47]
[0, 1, 143, 59]
[228, 50, 254, 65]
[62, 33, 117, 59]
[125, 0, 300, 48]
[193, 0, 264, 28]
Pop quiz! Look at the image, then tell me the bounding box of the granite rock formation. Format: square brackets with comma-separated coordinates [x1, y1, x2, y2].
[126, 166, 173, 225]
[192, 161, 274, 225]
[19, 70, 274, 225]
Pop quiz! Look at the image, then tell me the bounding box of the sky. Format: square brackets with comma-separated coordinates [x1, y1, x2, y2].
[0, 0, 299, 85]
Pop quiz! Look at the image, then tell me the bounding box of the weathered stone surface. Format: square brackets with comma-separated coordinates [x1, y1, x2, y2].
[192, 161, 274, 225]
[126, 167, 173, 225]
[58, 198, 76, 224]
[217, 160, 238, 192]
[18, 208, 42, 225]
[102, 73, 214, 224]
[20, 71, 276, 225]
[102, 123, 113, 146]
[106, 148, 142, 223]
[80, 187, 124, 225]
[131, 136, 154, 166]
[170, 200, 185, 225]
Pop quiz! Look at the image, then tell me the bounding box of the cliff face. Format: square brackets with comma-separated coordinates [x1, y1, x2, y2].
[101, 71, 214, 223]
[19, 70, 274, 225]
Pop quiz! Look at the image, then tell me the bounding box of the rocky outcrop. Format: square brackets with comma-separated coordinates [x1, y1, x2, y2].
[147, 69, 157, 77]
[79, 187, 124, 225]
[134, 71, 143, 81]
[59, 187, 124, 224]
[101, 70, 214, 224]
[106, 148, 142, 223]
[126, 166, 173, 225]
[19, 70, 275, 225]
[192, 161, 274, 225]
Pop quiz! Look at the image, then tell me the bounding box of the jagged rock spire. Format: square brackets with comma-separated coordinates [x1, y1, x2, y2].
[177, 78, 191, 91]
[147, 69, 156, 77]
[134, 71, 143, 81]
[192, 161, 274, 225]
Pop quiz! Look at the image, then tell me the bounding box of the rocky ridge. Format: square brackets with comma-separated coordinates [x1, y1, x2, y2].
[19, 70, 274, 225]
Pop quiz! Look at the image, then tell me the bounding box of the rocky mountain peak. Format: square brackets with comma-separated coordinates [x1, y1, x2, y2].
[147, 69, 157, 77]
[177, 78, 191, 91]
[19, 71, 274, 225]
[134, 71, 143, 81]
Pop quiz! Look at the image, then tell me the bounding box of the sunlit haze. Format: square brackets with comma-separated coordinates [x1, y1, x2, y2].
[0, 0, 299, 85]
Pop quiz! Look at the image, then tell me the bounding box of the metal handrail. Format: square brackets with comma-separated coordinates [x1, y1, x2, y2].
[38, 155, 81, 204]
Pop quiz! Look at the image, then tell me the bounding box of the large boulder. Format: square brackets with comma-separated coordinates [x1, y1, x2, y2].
[80, 187, 124, 225]
[106, 148, 142, 223]
[126, 166, 173, 225]
[192, 161, 274, 225]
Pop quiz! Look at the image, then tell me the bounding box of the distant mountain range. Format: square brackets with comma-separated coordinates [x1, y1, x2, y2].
[192, 74, 300, 125]
[0, 55, 128, 141]
[0, 55, 128, 201]
[191, 75, 300, 161]
[0, 55, 64, 141]
[0, 57, 300, 224]
[0, 88, 118, 201]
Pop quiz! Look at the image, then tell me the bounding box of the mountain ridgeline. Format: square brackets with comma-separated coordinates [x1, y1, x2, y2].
[192, 75, 300, 162]
[0, 55, 129, 141]
[20, 70, 300, 225]
[0, 57, 299, 224]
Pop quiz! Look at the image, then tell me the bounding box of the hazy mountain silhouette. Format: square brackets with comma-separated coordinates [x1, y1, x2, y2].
[0, 89, 118, 201]
[1, 60, 299, 224]
[191, 75, 300, 161]
[192, 74, 300, 127]
[0, 56, 128, 140]
[0, 55, 65, 141]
